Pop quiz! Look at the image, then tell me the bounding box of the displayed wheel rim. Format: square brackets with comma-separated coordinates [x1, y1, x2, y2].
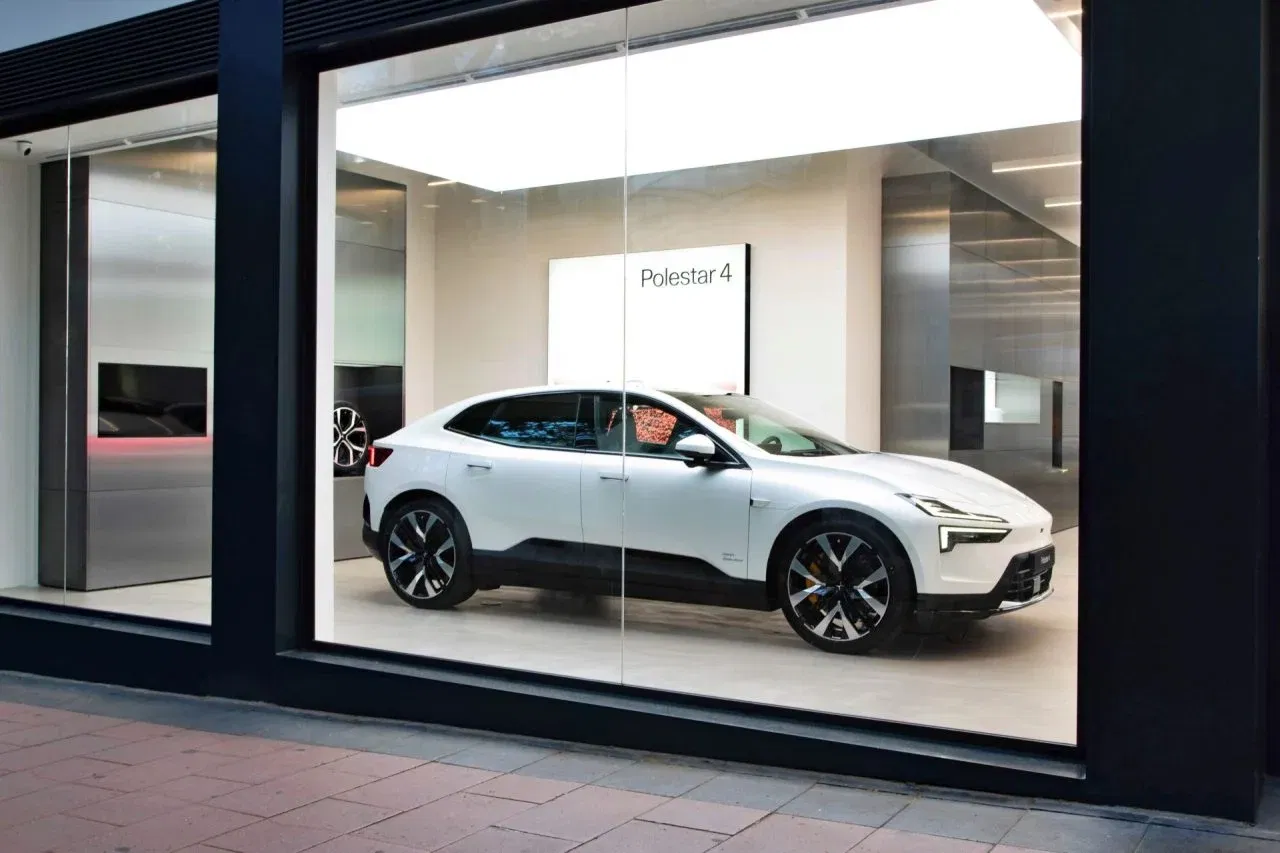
[333, 405, 369, 470]
[786, 532, 890, 641]
[387, 510, 456, 599]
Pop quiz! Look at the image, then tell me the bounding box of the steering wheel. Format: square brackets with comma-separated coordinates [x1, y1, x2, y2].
[757, 435, 783, 454]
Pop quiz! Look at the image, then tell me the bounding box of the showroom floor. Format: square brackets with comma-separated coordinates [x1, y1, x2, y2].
[0, 530, 1077, 745]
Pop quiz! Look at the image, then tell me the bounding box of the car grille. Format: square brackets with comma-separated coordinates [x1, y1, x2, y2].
[1006, 546, 1055, 602]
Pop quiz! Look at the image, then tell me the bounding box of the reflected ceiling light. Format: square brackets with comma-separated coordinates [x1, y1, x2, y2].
[991, 153, 1081, 173]
[336, 0, 1081, 192]
[426, 179, 457, 187]
[1044, 195, 1082, 208]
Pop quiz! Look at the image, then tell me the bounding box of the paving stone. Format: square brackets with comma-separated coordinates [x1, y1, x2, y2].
[274, 797, 400, 833]
[712, 813, 874, 853]
[781, 783, 913, 827]
[468, 773, 584, 804]
[1001, 810, 1148, 853]
[335, 761, 498, 812]
[683, 771, 814, 811]
[854, 827, 993, 852]
[442, 741, 559, 772]
[358, 791, 533, 850]
[498, 785, 668, 842]
[517, 751, 637, 783]
[436, 826, 579, 853]
[887, 797, 1025, 844]
[572, 819, 725, 852]
[596, 761, 719, 797]
[205, 817, 343, 853]
[1136, 825, 1280, 853]
[640, 796, 766, 834]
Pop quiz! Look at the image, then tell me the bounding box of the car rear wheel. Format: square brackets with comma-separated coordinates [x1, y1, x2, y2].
[774, 515, 914, 654]
[381, 498, 476, 609]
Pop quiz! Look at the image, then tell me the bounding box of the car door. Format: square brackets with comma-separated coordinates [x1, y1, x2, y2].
[579, 393, 752, 580]
[444, 392, 585, 554]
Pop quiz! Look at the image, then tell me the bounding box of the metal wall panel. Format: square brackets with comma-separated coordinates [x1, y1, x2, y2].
[880, 174, 951, 457]
[82, 138, 216, 589]
[880, 173, 1079, 530]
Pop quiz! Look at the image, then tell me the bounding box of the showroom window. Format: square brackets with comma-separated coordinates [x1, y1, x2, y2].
[0, 97, 217, 625]
[317, 0, 1081, 744]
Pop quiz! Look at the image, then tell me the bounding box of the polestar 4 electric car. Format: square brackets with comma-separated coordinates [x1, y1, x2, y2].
[360, 386, 1055, 654]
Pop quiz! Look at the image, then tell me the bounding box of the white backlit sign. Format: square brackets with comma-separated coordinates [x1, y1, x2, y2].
[548, 244, 749, 393]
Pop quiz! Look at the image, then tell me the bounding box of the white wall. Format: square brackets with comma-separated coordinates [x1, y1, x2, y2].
[0, 160, 38, 589]
[0, 1, 189, 53]
[429, 150, 884, 446]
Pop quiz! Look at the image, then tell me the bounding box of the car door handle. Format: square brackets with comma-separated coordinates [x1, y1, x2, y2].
[599, 472, 629, 481]
[466, 460, 493, 470]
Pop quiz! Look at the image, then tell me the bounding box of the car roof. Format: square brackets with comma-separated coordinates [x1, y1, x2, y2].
[465, 384, 734, 399]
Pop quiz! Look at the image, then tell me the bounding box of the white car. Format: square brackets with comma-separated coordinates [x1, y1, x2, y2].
[361, 386, 1054, 654]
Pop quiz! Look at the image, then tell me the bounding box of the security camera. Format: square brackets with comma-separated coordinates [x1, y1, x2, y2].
[16, 141, 31, 157]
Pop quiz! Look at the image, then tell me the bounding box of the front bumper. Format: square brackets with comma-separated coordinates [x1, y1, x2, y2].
[913, 544, 1055, 629]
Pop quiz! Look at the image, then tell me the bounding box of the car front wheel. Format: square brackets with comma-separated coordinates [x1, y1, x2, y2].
[774, 515, 914, 654]
[381, 498, 476, 610]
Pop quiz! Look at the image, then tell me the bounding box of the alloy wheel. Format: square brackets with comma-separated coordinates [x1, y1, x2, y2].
[386, 510, 456, 599]
[333, 404, 369, 470]
[786, 531, 891, 641]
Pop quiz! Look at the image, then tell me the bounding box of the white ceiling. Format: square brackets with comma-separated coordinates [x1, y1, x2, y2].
[335, 0, 1080, 193]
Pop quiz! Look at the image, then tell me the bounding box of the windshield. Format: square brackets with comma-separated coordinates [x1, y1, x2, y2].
[668, 393, 860, 457]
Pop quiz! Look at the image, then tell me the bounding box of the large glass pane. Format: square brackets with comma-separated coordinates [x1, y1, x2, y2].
[619, 0, 1081, 743]
[0, 98, 217, 625]
[0, 124, 70, 606]
[316, 12, 629, 682]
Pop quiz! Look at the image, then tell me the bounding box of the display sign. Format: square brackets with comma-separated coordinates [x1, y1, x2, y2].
[547, 244, 749, 393]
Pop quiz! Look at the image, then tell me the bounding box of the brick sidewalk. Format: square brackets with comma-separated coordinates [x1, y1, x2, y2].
[0, 674, 1270, 852]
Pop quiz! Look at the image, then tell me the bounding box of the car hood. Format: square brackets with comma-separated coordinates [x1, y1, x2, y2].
[788, 452, 1033, 511]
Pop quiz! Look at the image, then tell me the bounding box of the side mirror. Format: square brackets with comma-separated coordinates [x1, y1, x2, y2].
[674, 434, 718, 466]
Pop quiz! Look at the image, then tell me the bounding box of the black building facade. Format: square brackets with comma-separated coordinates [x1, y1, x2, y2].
[0, 0, 1272, 825]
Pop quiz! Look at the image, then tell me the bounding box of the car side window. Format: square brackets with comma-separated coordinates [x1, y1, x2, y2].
[480, 394, 580, 449]
[589, 393, 706, 458]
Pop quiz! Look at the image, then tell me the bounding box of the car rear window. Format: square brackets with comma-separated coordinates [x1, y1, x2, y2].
[445, 400, 498, 437]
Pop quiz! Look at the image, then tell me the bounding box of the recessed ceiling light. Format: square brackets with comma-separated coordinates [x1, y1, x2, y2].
[1044, 195, 1082, 208]
[337, 0, 1081, 192]
[427, 179, 457, 187]
[992, 153, 1081, 173]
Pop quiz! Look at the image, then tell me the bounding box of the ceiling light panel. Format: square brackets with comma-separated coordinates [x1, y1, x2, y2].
[336, 0, 1081, 192]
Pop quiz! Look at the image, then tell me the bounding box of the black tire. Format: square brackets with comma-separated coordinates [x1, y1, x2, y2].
[381, 497, 476, 610]
[333, 401, 369, 477]
[773, 514, 915, 654]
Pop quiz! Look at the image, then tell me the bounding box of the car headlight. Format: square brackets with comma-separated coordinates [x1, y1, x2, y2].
[938, 526, 1011, 552]
[898, 494, 1007, 523]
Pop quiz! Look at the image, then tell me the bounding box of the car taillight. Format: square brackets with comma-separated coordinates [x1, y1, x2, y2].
[368, 446, 394, 468]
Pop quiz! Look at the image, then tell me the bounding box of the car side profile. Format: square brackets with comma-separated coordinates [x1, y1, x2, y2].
[360, 386, 1055, 654]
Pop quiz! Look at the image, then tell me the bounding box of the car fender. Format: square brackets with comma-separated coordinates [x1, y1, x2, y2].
[747, 487, 935, 589]
[364, 442, 458, 536]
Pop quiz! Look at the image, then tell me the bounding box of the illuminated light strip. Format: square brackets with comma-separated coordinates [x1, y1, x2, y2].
[991, 153, 1081, 173]
[336, 0, 1081, 192]
[1045, 195, 1082, 208]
